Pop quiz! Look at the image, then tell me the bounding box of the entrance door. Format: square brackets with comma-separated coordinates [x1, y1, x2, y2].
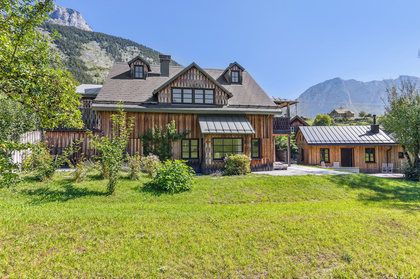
[341, 148, 353, 167]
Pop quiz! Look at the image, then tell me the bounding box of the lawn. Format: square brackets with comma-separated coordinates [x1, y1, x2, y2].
[1, 172, 420, 277]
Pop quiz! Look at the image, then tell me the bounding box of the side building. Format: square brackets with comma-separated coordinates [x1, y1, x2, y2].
[295, 121, 407, 173]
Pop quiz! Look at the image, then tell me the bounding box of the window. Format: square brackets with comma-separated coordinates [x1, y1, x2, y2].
[365, 148, 375, 163]
[172, 89, 214, 104]
[231, 71, 239, 83]
[301, 148, 304, 162]
[134, 65, 144, 78]
[398, 152, 404, 159]
[291, 126, 295, 133]
[251, 139, 260, 159]
[320, 148, 330, 163]
[213, 138, 243, 160]
[182, 139, 199, 160]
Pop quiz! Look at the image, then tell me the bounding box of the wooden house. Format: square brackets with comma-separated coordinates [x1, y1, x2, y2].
[290, 115, 310, 133]
[295, 122, 407, 173]
[49, 55, 292, 173]
[328, 108, 355, 119]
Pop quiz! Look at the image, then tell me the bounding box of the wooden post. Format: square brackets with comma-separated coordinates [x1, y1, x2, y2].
[287, 134, 291, 166]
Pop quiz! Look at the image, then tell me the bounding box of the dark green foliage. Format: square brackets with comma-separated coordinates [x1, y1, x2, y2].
[224, 154, 251, 175]
[275, 132, 298, 157]
[402, 164, 420, 181]
[139, 121, 190, 161]
[146, 160, 194, 193]
[42, 22, 181, 84]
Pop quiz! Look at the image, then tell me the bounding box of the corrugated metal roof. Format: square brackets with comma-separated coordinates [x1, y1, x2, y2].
[198, 115, 255, 134]
[298, 126, 397, 146]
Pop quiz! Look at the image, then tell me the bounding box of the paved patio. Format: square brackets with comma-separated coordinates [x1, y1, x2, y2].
[254, 165, 356, 176]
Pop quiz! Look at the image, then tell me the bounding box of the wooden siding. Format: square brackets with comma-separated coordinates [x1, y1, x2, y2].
[45, 131, 101, 158]
[296, 132, 407, 172]
[157, 66, 229, 105]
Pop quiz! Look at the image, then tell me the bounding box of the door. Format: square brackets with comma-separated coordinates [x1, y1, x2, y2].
[341, 148, 353, 167]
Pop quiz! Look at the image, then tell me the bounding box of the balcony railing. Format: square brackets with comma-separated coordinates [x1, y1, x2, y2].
[273, 117, 291, 135]
[49, 108, 101, 132]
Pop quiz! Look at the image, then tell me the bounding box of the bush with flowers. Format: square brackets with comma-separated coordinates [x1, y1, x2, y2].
[141, 154, 161, 177]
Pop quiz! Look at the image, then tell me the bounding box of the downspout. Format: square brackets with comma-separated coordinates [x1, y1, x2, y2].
[386, 146, 392, 167]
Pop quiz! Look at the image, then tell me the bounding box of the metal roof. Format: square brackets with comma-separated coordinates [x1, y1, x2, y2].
[76, 84, 103, 97]
[298, 126, 397, 146]
[198, 115, 255, 134]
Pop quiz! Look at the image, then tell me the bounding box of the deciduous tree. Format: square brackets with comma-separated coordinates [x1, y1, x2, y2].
[313, 114, 331, 126]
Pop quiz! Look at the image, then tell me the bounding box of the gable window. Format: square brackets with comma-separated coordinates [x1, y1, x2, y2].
[365, 148, 375, 163]
[231, 71, 239, 83]
[182, 139, 199, 160]
[172, 88, 214, 104]
[320, 148, 330, 163]
[134, 65, 144, 79]
[213, 138, 243, 160]
[398, 152, 404, 159]
[251, 139, 260, 159]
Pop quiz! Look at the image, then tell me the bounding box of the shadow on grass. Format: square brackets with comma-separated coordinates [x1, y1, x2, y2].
[133, 182, 166, 197]
[326, 175, 420, 211]
[20, 178, 106, 204]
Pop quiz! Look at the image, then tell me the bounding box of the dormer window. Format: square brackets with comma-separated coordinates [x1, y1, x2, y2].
[134, 65, 144, 79]
[231, 71, 239, 83]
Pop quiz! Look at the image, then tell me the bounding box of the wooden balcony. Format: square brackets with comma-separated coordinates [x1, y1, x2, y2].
[49, 108, 101, 132]
[273, 117, 291, 135]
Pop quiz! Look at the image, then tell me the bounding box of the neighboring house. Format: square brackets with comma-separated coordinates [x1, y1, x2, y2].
[56, 55, 291, 173]
[328, 108, 355, 119]
[45, 84, 102, 158]
[290, 115, 310, 133]
[295, 122, 407, 173]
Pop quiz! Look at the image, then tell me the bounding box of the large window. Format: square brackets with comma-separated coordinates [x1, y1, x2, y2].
[172, 89, 214, 104]
[134, 65, 144, 78]
[231, 71, 239, 83]
[251, 139, 260, 159]
[213, 138, 243, 160]
[320, 148, 330, 163]
[365, 148, 375, 163]
[182, 139, 199, 160]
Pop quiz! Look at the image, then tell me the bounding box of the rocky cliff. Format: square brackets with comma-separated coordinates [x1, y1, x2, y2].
[48, 5, 93, 31]
[296, 76, 420, 119]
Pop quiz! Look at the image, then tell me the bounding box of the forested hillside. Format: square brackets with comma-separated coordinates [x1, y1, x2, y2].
[42, 23, 180, 84]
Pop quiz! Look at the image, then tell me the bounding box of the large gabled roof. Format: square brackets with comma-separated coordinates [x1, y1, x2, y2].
[298, 126, 397, 146]
[151, 62, 233, 97]
[95, 62, 279, 109]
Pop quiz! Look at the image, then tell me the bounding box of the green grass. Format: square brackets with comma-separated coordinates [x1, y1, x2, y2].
[1, 172, 420, 277]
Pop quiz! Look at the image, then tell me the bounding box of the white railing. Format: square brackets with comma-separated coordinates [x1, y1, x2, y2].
[10, 131, 42, 165]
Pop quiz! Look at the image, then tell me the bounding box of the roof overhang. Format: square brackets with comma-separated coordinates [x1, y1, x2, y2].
[306, 143, 398, 146]
[92, 103, 281, 115]
[271, 97, 298, 108]
[198, 115, 255, 134]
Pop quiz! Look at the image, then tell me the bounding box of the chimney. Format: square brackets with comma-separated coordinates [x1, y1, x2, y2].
[371, 114, 380, 134]
[159, 54, 171, 77]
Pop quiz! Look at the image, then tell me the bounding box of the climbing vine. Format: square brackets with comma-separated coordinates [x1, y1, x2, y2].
[139, 121, 190, 161]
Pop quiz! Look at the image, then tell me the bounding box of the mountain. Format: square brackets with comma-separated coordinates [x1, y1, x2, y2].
[42, 22, 180, 84]
[296, 76, 420, 119]
[48, 5, 92, 31]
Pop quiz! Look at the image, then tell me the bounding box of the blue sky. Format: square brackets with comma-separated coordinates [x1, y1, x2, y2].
[55, 0, 420, 99]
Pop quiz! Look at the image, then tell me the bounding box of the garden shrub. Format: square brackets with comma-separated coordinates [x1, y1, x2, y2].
[89, 106, 134, 195]
[224, 154, 251, 175]
[73, 159, 87, 183]
[128, 153, 142, 180]
[23, 141, 74, 182]
[402, 163, 420, 181]
[141, 154, 161, 178]
[146, 160, 194, 193]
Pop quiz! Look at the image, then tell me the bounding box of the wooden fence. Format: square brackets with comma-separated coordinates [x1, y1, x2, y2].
[11, 131, 42, 165]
